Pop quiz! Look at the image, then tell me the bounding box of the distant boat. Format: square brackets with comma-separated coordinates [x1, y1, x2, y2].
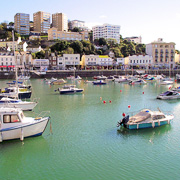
[0, 86, 31, 99]
[157, 91, 180, 100]
[18, 75, 30, 80]
[51, 79, 67, 85]
[117, 109, 173, 130]
[129, 79, 147, 85]
[96, 75, 107, 80]
[0, 97, 37, 111]
[0, 107, 50, 142]
[55, 85, 83, 94]
[93, 80, 106, 85]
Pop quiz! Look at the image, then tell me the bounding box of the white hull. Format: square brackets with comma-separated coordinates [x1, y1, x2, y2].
[157, 96, 180, 100]
[1, 117, 49, 141]
[0, 102, 37, 111]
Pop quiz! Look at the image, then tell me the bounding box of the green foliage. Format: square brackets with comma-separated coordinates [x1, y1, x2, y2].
[71, 27, 81, 32]
[99, 38, 107, 46]
[70, 41, 83, 54]
[35, 50, 45, 59]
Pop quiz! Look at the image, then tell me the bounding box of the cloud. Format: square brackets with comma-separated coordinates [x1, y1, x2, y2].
[99, 15, 107, 19]
[176, 13, 180, 19]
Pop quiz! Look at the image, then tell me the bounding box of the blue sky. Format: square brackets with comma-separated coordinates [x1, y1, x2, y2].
[1, 0, 180, 49]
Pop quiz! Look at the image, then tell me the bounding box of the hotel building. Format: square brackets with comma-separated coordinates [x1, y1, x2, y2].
[14, 13, 30, 35]
[48, 27, 88, 41]
[33, 11, 51, 33]
[146, 38, 175, 68]
[52, 13, 68, 32]
[124, 36, 142, 44]
[92, 24, 120, 43]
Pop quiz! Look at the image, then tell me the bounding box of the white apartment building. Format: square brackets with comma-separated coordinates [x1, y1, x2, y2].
[98, 55, 113, 66]
[0, 37, 22, 50]
[33, 59, 49, 70]
[116, 58, 125, 65]
[92, 24, 120, 44]
[0, 51, 32, 69]
[57, 54, 80, 69]
[124, 36, 142, 44]
[84, 54, 99, 66]
[128, 55, 153, 68]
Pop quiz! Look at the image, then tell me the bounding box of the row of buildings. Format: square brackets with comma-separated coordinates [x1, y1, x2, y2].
[0, 38, 178, 71]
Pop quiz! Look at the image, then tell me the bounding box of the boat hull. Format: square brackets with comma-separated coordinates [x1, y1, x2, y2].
[0, 117, 50, 141]
[126, 120, 170, 130]
[60, 89, 83, 94]
[0, 102, 37, 111]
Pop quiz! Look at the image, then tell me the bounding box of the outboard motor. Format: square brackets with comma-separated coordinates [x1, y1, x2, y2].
[117, 115, 129, 127]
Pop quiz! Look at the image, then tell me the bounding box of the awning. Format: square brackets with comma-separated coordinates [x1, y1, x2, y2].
[0, 66, 7, 68]
[8, 65, 15, 68]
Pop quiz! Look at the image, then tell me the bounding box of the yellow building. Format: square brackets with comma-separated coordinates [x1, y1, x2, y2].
[48, 27, 88, 41]
[146, 38, 175, 68]
[52, 13, 68, 32]
[33, 11, 50, 33]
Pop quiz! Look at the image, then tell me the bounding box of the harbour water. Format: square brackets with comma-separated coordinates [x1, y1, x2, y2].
[0, 79, 180, 179]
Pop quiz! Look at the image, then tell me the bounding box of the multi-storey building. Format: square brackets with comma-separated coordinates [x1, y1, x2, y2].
[14, 13, 30, 35]
[81, 55, 113, 68]
[146, 38, 175, 68]
[52, 13, 68, 32]
[0, 51, 32, 70]
[92, 24, 120, 43]
[57, 54, 80, 69]
[70, 20, 88, 31]
[33, 11, 51, 33]
[124, 36, 142, 44]
[128, 55, 153, 68]
[48, 27, 88, 41]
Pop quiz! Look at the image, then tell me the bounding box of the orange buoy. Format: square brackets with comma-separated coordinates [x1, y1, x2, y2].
[100, 97, 102, 100]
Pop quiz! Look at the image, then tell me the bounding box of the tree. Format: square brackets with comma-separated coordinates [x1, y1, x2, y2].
[63, 47, 74, 54]
[70, 41, 83, 54]
[99, 38, 107, 46]
[71, 27, 81, 32]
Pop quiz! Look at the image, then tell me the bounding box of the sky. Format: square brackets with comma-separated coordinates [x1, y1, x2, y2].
[1, 0, 180, 49]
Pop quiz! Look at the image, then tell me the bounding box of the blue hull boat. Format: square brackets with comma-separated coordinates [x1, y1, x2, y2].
[117, 109, 173, 130]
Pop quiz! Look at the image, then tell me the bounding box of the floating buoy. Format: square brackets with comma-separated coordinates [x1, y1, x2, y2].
[109, 100, 112, 103]
[175, 79, 177, 82]
[100, 97, 102, 100]
[122, 112, 126, 117]
[142, 92, 144, 94]
[103, 101, 106, 104]
[120, 90, 122, 92]
[128, 105, 131, 108]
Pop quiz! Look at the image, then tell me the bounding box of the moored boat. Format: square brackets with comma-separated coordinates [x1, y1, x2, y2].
[93, 80, 106, 85]
[55, 85, 83, 94]
[0, 107, 50, 142]
[157, 91, 180, 100]
[117, 109, 173, 130]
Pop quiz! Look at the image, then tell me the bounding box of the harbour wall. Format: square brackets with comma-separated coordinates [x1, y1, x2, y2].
[0, 69, 179, 79]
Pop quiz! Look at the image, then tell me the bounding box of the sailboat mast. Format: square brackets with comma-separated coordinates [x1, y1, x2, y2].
[12, 30, 18, 98]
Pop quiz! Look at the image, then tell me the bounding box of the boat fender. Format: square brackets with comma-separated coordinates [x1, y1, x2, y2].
[137, 124, 139, 129]
[158, 121, 160, 126]
[35, 117, 42, 120]
[152, 121, 155, 128]
[168, 119, 170, 124]
[20, 128, 24, 141]
[0, 132, 3, 142]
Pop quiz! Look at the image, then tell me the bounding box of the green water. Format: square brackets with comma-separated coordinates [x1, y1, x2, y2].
[0, 79, 180, 180]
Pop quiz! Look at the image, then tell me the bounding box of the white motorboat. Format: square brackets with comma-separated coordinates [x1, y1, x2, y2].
[0, 86, 32, 99]
[0, 107, 50, 142]
[0, 97, 37, 111]
[55, 85, 83, 94]
[117, 109, 173, 130]
[18, 75, 30, 80]
[129, 79, 147, 85]
[96, 75, 107, 80]
[157, 91, 180, 100]
[160, 80, 174, 85]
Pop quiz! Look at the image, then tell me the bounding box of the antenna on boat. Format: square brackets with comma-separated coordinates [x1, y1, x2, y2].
[157, 107, 161, 112]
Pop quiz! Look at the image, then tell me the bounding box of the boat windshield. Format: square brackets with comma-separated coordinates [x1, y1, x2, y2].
[3, 114, 21, 123]
[161, 91, 173, 96]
